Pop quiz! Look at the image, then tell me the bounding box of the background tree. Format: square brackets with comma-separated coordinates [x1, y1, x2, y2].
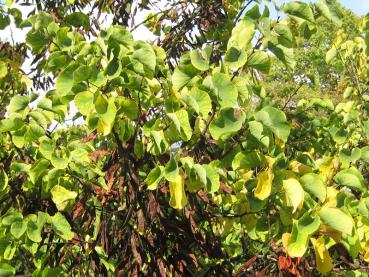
[266, 0, 361, 108]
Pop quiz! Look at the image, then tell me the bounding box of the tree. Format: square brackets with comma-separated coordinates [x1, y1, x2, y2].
[266, 0, 361, 107]
[0, 0, 369, 276]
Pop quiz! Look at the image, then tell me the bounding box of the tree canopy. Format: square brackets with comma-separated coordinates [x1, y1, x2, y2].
[0, 0, 369, 276]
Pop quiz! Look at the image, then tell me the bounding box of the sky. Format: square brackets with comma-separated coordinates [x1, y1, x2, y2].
[340, 0, 369, 15]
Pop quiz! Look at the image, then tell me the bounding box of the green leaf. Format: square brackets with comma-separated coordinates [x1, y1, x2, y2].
[300, 173, 326, 202]
[26, 29, 49, 53]
[232, 151, 265, 170]
[27, 221, 42, 242]
[227, 19, 255, 50]
[167, 109, 192, 141]
[334, 167, 366, 192]
[192, 164, 207, 188]
[286, 214, 320, 258]
[315, 0, 342, 26]
[248, 120, 271, 148]
[56, 63, 78, 95]
[95, 94, 108, 114]
[181, 87, 211, 117]
[255, 106, 291, 143]
[105, 58, 122, 80]
[12, 126, 26, 148]
[298, 214, 321, 234]
[74, 91, 94, 116]
[108, 25, 134, 49]
[145, 166, 164, 190]
[0, 170, 8, 192]
[51, 153, 69, 169]
[268, 42, 296, 69]
[39, 138, 54, 160]
[164, 159, 179, 182]
[24, 123, 45, 143]
[172, 63, 199, 91]
[3, 242, 15, 260]
[190, 46, 211, 71]
[70, 148, 90, 164]
[361, 146, 369, 163]
[286, 221, 309, 257]
[225, 47, 248, 69]
[339, 148, 361, 168]
[149, 130, 168, 155]
[27, 212, 48, 243]
[29, 159, 49, 184]
[0, 14, 10, 30]
[319, 207, 353, 235]
[203, 73, 238, 108]
[64, 12, 90, 30]
[283, 1, 315, 22]
[209, 108, 245, 140]
[246, 51, 271, 73]
[0, 114, 24, 133]
[73, 65, 91, 83]
[202, 164, 220, 193]
[2, 212, 22, 226]
[120, 98, 138, 120]
[10, 220, 27, 239]
[51, 185, 78, 211]
[0, 263, 15, 277]
[49, 212, 74, 240]
[132, 41, 156, 76]
[326, 48, 337, 64]
[7, 95, 29, 115]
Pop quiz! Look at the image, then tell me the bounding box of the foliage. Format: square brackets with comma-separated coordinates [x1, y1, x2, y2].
[0, 0, 369, 276]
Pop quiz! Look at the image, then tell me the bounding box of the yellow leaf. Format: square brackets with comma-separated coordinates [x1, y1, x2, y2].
[265, 156, 276, 168]
[289, 160, 312, 175]
[282, 232, 291, 249]
[96, 98, 117, 136]
[254, 170, 273, 200]
[319, 224, 341, 242]
[283, 178, 304, 213]
[169, 174, 188, 209]
[311, 237, 333, 274]
[364, 249, 369, 262]
[322, 186, 338, 208]
[275, 135, 285, 148]
[240, 169, 254, 182]
[317, 156, 339, 182]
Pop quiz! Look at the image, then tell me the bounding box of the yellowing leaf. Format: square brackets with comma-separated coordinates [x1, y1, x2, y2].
[96, 98, 117, 136]
[265, 156, 276, 168]
[169, 174, 188, 209]
[282, 232, 291, 249]
[254, 170, 273, 200]
[319, 224, 341, 242]
[322, 186, 338, 208]
[311, 237, 333, 274]
[364, 249, 369, 262]
[318, 156, 339, 182]
[283, 178, 304, 213]
[289, 160, 312, 175]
